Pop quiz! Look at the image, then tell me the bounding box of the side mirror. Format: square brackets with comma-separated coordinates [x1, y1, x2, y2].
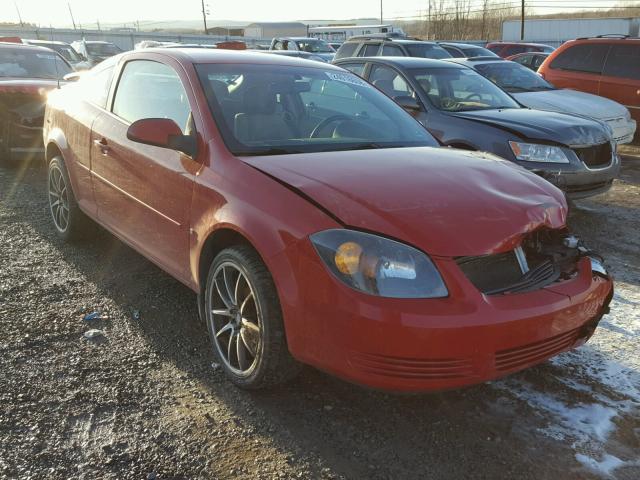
[63, 72, 82, 82]
[127, 118, 197, 157]
[394, 95, 422, 113]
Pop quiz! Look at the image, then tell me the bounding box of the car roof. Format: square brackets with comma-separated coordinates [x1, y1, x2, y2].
[335, 56, 467, 69]
[24, 39, 70, 46]
[439, 42, 485, 49]
[445, 57, 506, 67]
[0, 42, 59, 53]
[126, 48, 343, 69]
[487, 41, 552, 47]
[345, 38, 439, 45]
[565, 36, 640, 44]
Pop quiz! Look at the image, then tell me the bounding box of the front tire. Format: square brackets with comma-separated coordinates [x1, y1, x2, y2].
[47, 156, 89, 241]
[204, 245, 300, 389]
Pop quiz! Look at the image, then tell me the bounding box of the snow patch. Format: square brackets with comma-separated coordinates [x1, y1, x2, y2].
[494, 281, 640, 479]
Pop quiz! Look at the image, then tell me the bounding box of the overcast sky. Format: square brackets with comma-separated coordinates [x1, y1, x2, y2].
[7, 1, 634, 28]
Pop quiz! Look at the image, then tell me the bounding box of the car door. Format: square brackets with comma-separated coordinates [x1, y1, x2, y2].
[544, 43, 609, 94]
[598, 43, 640, 123]
[90, 58, 200, 282]
[59, 60, 116, 217]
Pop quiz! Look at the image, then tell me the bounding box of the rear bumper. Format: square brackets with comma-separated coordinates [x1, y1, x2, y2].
[1, 119, 44, 161]
[276, 239, 614, 392]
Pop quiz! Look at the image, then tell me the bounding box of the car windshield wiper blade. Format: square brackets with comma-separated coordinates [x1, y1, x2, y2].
[238, 147, 305, 156]
[503, 85, 530, 92]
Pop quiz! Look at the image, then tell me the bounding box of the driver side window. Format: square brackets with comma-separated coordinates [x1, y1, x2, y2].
[112, 60, 191, 133]
[369, 65, 413, 99]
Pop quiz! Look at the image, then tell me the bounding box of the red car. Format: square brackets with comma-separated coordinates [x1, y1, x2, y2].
[538, 36, 640, 127]
[486, 41, 554, 58]
[0, 42, 72, 162]
[43, 49, 613, 392]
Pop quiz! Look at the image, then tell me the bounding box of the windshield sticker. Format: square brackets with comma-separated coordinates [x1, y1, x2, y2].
[326, 72, 367, 87]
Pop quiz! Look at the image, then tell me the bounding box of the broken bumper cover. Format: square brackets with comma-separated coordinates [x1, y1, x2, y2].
[283, 243, 613, 392]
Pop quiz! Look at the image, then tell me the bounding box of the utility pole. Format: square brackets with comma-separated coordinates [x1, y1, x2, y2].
[68, 2, 77, 30]
[14, 2, 24, 27]
[427, 1, 431, 40]
[201, 0, 209, 35]
[520, 0, 525, 41]
[96, 19, 101, 31]
[380, 0, 383, 25]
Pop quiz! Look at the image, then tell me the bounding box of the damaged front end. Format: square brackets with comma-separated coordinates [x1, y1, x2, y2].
[456, 228, 609, 296]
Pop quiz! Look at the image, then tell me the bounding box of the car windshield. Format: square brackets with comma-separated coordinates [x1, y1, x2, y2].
[408, 67, 520, 112]
[0, 47, 72, 79]
[461, 46, 498, 57]
[475, 62, 555, 92]
[295, 39, 334, 53]
[195, 63, 438, 156]
[86, 43, 121, 56]
[405, 44, 452, 59]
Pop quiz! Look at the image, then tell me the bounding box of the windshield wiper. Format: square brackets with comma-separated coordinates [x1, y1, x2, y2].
[503, 86, 530, 92]
[238, 147, 305, 157]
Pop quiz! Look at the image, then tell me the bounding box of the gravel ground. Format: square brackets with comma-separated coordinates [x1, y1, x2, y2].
[1, 149, 639, 480]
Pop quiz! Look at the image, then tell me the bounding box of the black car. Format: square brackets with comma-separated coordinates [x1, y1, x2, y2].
[334, 56, 619, 199]
[438, 42, 498, 58]
[333, 36, 451, 61]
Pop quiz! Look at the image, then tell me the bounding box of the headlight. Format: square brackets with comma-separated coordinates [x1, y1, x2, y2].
[310, 229, 448, 298]
[509, 141, 570, 163]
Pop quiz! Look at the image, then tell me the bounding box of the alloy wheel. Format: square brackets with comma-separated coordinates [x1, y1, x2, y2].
[48, 165, 70, 232]
[208, 261, 262, 376]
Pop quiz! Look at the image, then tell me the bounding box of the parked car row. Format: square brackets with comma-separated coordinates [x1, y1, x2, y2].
[39, 49, 613, 393]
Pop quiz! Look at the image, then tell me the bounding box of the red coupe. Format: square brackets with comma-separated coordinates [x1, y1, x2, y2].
[43, 49, 613, 391]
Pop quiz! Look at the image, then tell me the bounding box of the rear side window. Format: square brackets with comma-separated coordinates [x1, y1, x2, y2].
[381, 44, 405, 56]
[335, 42, 358, 59]
[442, 45, 463, 57]
[549, 44, 609, 74]
[506, 46, 527, 55]
[603, 44, 640, 80]
[359, 43, 381, 57]
[112, 60, 191, 132]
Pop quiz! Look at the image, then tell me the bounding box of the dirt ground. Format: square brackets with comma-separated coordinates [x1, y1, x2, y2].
[0, 147, 639, 480]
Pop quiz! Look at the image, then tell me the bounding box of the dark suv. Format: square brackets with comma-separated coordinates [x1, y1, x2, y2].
[486, 42, 554, 58]
[334, 36, 451, 61]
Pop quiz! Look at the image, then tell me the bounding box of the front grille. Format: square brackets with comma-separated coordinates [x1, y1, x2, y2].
[573, 143, 612, 169]
[457, 230, 581, 296]
[456, 252, 523, 294]
[349, 352, 474, 380]
[495, 327, 581, 372]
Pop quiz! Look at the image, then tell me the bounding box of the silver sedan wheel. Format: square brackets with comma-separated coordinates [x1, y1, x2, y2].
[208, 261, 262, 376]
[48, 164, 69, 232]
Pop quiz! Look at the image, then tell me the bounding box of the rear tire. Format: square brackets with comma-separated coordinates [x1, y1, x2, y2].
[47, 156, 89, 241]
[204, 245, 301, 389]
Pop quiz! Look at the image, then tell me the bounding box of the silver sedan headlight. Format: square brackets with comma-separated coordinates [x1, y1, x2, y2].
[509, 141, 570, 163]
[310, 229, 448, 299]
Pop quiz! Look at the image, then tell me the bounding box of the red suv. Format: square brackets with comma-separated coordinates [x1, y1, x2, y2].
[485, 41, 554, 58]
[538, 36, 640, 128]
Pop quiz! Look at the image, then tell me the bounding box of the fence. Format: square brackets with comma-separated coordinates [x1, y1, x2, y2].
[0, 26, 270, 51]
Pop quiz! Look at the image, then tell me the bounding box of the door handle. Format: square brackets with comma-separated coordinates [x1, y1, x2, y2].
[93, 138, 109, 154]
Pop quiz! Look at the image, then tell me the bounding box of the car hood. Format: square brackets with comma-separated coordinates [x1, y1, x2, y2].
[512, 89, 630, 120]
[449, 108, 610, 146]
[241, 147, 567, 257]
